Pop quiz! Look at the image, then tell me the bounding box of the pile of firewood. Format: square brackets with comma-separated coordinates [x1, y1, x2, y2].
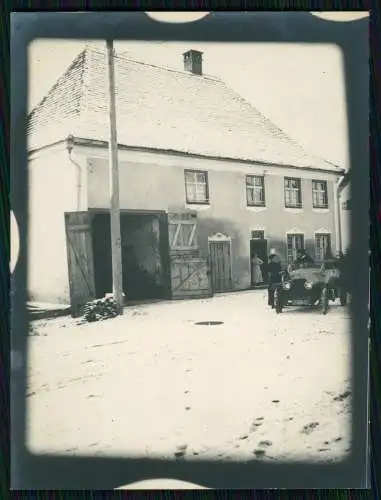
[83, 296, 119, 322]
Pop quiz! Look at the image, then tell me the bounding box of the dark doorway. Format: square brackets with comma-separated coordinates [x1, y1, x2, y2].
[250, 238, 268, 284]
[91, 211, 170, 302]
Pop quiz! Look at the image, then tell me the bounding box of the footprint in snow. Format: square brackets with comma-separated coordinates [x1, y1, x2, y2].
[250, 421, 263, 432]
[301, 422, 320, 435]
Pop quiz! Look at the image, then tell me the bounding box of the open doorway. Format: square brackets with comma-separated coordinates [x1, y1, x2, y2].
[91, 211, 170, 302]
[250, 232, 268, 285]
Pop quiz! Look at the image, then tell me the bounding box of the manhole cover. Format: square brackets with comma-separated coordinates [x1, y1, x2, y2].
[195, 321, 224, 326]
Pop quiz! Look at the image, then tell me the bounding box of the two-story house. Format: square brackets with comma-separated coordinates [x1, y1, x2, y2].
[27, 46, 345, 311]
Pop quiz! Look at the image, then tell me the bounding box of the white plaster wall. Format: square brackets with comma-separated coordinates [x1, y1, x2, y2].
[84, 147, 339, 290]
[28, 145, 86, 304]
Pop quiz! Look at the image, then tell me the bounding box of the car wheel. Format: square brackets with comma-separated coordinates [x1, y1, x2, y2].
[274, 288, 282, 314]
[320, 286, 329, 315]
[339, 288, 348, 306]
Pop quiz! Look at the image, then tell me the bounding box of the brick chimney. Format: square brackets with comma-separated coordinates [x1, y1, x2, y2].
[183, 50, 203, 75]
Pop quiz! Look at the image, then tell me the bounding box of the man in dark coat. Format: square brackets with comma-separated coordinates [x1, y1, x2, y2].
[293, 248, 314, 269]
[267, 253, 282, 307]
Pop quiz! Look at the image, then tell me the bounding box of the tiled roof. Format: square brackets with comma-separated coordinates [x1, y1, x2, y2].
[27, 47, 341, 172]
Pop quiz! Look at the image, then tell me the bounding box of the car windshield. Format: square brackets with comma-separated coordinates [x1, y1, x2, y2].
[293, 262, 319, 269]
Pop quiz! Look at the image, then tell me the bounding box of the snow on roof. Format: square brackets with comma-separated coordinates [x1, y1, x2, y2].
[27, 47, 341, 172]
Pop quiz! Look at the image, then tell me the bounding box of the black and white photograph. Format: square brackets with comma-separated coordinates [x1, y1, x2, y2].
[12, 11, 369, 490]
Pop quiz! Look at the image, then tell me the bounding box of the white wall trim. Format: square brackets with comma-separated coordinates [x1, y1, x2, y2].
[246, 206, 267, 213]
[208, 232, 232, 242]
[284, 207, 304, 214]
[28, 141, 67, 162]
[312, 208, 330, 214]
[75, 145, 341, 181]
[285, 228, 304, 235]
[185, 204, 211, 211]
[314, 228, 332, 235]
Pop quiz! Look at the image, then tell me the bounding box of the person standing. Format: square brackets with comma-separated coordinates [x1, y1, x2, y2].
[293, 248, 314, 269]
[267, 253, 282, 307]
[251, 253, 264, 285]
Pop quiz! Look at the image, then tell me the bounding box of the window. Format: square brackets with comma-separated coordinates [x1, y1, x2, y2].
[284, 177, 302, 208]
[312, 180, 328, 208]
[315, 233, 331, 263]
[184, 170, 209, 204]
[342, 200, 351, 210]
[286, 233, 304, 264]
[246, 175, 265, 206]
[168, 212, 198, 250]
[251, 230, 265, 240]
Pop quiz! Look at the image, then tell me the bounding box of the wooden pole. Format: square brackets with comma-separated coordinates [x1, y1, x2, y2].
[106, 39, 124, 313]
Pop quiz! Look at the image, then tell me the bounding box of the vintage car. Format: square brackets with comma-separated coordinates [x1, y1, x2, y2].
[273, 263, 347, 314]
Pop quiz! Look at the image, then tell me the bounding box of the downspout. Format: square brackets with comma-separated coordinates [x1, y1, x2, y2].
[66, 135, 82, 211]
[333, 173, 346, 253]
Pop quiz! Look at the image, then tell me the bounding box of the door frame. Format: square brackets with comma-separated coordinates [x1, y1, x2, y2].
[88, 208, 172, 300]
[208, 232, 233, 290]
[250, 237, 268, 285]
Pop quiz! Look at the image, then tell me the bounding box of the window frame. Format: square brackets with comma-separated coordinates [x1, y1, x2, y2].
[286, 233, 305, 264]
[251, 230, 265, 240]
[284, 177, 302, 209]
[184, 169, 210, 205]
[246, 175, 266, 207]
[314, 232, 332, 263]
[312, 179, 329, 209]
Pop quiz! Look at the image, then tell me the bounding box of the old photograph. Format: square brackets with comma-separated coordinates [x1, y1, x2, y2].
[25, 38, 353, 467]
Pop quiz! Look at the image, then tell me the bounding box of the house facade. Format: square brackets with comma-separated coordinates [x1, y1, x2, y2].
[27, 47, 345, 310]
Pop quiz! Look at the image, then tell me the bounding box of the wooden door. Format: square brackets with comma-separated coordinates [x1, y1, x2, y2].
[65, 211, 96, 316]
[170, 258, 212, 299]
[209, 234, 232, 293]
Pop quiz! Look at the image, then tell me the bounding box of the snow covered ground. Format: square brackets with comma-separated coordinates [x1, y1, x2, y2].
[26, 290, 352, 464]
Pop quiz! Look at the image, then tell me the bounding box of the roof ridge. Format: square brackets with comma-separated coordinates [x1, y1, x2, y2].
[87, 46, 222, 82]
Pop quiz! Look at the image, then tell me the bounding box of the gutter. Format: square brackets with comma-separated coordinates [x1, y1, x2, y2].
[66, 135, 82, 211]
[333, 171, 348, 253]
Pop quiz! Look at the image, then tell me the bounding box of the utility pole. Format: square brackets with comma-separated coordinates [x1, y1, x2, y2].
[106, 39, 124, 314]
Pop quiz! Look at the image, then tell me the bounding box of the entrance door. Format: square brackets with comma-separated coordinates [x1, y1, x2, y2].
[65, 211, 96, 316]
[250, 238, 268, 284]
[208, 233, 232, 293]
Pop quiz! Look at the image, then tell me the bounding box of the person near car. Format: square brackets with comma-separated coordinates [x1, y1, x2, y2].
[293, 248, 314, 269]
[320, 247, 337, 272]
[267, 253, 282, 307]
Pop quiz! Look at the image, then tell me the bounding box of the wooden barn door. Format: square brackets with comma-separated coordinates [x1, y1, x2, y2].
[209, 233, 232, 293]
[65, 211, 96, 316]
[168, 211, 212, 299]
